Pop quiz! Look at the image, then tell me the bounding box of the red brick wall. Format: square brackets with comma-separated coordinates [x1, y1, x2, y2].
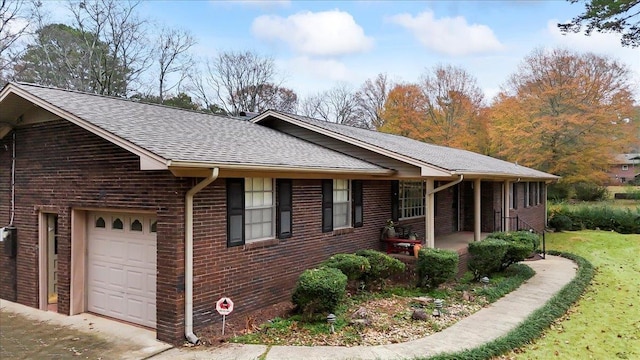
[0, 122, 188, 344]
[189, 179, 391, 334]
[510, 182, 546, 233]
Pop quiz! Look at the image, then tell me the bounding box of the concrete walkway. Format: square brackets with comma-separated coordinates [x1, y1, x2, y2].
[1, 255, 577, 360]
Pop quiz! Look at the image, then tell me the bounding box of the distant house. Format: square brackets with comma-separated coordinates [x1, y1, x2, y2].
[607, 153, 640, 184]
[0, 82, 558, 345]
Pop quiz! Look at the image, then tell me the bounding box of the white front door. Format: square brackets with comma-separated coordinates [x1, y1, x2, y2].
[87, 212, 157, 328]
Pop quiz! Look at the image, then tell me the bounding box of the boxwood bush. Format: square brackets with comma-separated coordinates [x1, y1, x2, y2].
[485, 231, 540, 270]
[468, 239, 508, 279]
[292, 267, 347, 317]
[416, 248, 459, 288]
[549, 205, 640, 234]
[355, 249, 406, 284]
[320, 253, 371, 281]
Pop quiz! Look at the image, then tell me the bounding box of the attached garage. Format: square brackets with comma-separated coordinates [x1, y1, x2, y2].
[86, 212, 157, 328]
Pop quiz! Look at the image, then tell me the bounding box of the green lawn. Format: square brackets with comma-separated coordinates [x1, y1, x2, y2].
[513, 231, 640, 359]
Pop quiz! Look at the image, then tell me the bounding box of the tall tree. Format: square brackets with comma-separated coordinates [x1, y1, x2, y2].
[490, 48, 637, 183]
[235, 83, 297, 113]
[559, 0, 640, 47]
[300, 83, 365, 127]
[194, 50, 279, 115]
[15, 23, 121, 92]
[155, 27, 196, 102]
[354, 73, 392, 130]
[379, 83, 428, 138]
[420, 65, 485, 150]
[68, 0, 151, 96]
[379, 65, 486, 151]
[0, 0, 30, 83]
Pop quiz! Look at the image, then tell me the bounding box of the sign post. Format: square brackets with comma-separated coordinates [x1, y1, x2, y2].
[216, 297, 234, 335]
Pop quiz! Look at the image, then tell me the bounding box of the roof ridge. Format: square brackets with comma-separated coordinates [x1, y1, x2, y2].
[12, 81, 232, 119]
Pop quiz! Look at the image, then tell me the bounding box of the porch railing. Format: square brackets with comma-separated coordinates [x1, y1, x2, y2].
[493, 210, 546, 259]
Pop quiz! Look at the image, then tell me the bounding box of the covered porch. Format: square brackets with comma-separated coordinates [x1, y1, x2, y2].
[435, 231, 490, 253]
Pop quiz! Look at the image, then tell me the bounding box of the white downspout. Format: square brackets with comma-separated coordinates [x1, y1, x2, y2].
[425, 174, 464, 248]
[185, 168, 219, 344]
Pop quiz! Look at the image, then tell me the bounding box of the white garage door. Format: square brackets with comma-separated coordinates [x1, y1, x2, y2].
[87, 212, 157, 328]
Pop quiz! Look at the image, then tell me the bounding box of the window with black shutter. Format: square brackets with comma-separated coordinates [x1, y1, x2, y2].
[277, 179, 292, 239]
[322, 179, 333, 232]
[227, 178, 244, 247]
[391, 180, 399, 222]
[352, 180, 363, 228]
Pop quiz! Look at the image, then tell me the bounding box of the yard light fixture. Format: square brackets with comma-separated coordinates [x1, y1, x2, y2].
[327, 313, 336, 333]
[433, 299, 444, 317]
[481, 276, 490, 289]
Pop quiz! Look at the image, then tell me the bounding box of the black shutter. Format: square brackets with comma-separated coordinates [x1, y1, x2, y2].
[391, 180, 400, 222]
[277, 179, 292, 239]
[322, 179, 333, 232]
[513, 183, 518, 210]
[227, 178, 244, 247]
[352, 180, 363, 228]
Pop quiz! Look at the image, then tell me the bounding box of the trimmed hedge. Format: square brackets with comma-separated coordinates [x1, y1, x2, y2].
[549, 205, 640, 234]
[485, 231, 540, 270]
[291, 267, 347, 317]
[355, 249, 405, 284]
[416, 248, 459, 288]
[426, 251, 594, 360]
[467, 239, 508, 278]
[320, 253, 371, 281]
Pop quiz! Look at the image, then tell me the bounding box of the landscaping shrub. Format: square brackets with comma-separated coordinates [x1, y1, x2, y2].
[481, 231, 540, 270]
[467, 239, 508, 279]
[573, 182, 608, 201]
[416, 248, 459, 288]
[549, 213, 573, 231]
[355, 249, 405, 284]
[291, 267, 347, 317]
[320, 253, 371, 281]
[549, 204, 640, 234]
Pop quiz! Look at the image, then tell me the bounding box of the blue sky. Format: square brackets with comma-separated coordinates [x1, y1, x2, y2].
[48, 0, 640, 102]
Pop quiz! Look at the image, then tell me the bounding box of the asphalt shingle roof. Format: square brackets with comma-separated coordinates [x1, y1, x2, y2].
[270, 111, 558, 179]
[10, 83, 385, 172]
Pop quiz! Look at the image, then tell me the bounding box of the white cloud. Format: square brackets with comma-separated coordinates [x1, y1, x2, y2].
[252, 10, 374, 57]
[388, 10, 504, 56]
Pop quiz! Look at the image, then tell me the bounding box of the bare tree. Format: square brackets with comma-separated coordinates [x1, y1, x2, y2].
[420, 64, 485, 147]
[354, 73, 392, 130]
[156, 26, 195, 102]
[68, 0, 152, 96]
[196, 50, 279, 115]
[300, 83, 365, 127]
[0, 0, 30, 83]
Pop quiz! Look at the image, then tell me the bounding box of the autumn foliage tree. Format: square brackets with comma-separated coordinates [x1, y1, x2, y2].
[489, 48, 637, 184]
[380, 65, 487, 153]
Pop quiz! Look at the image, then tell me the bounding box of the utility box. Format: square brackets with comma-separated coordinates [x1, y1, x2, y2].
[1, 226, 17, 258]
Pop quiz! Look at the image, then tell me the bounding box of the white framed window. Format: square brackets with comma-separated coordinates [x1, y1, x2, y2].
[244, 178, 275, 242]
[333, 179, 351, 229]
[622, 165, 629, 171]
[400, 181, 424, 219]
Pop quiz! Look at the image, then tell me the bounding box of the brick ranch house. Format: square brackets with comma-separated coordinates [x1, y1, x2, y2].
[0, 82, 558, 344]
[606, 153, 640, 185]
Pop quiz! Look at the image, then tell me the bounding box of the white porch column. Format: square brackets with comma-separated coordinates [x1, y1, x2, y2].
[474, 178, 481, 242]
[503, 180, 511, 232]
[425, 179, 435, 248]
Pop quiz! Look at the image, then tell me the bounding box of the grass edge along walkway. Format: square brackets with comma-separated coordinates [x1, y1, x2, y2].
[425, 251, 594, 360]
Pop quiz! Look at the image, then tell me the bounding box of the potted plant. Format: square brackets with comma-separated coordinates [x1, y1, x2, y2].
[384, 219, 396, 238]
